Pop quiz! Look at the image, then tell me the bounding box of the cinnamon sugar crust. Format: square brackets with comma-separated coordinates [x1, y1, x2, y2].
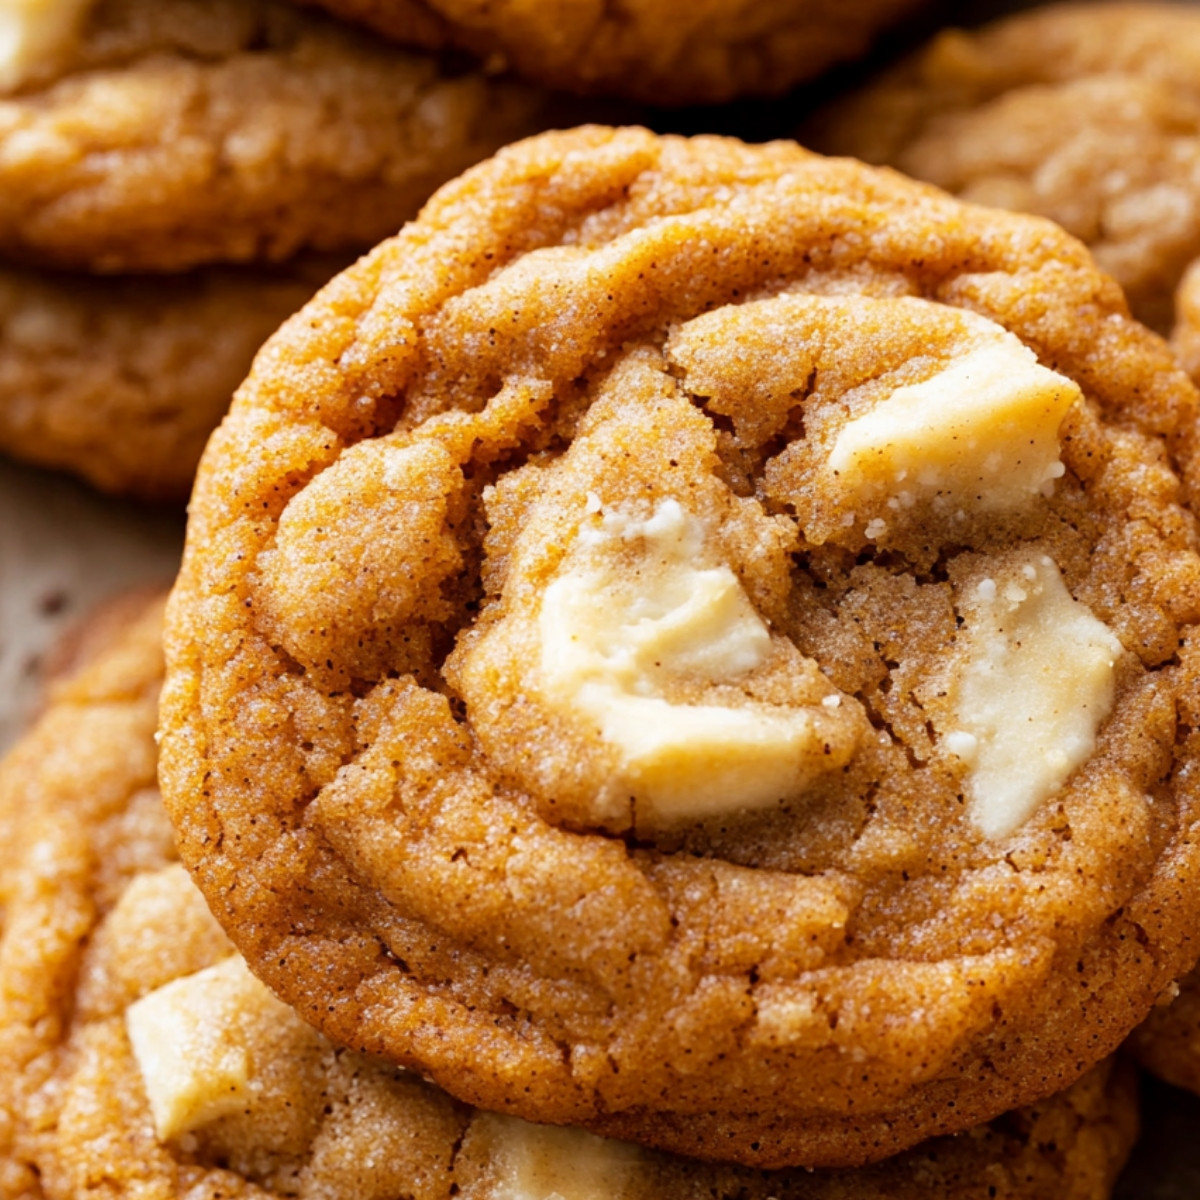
[0, 595, 1137, 1200]
[160, 127, 1200, 1167]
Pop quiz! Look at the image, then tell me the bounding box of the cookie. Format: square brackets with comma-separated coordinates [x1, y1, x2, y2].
[0, 259, 332, 498]
[160, 126, 1200, 1168]
[1171, 260, 1200, 387]
[807, 3, 1200, 332]
[286, 0, 923, 106]
[1130, 963, 1200, 1098]
[0, 0, 551, 273]
[0, 594, 1139, 1200]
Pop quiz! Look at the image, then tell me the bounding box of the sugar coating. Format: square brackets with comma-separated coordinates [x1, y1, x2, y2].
[0, 0, 92, 90]
[290, 0, 923, 105]
[0, 598, 1140, 1198]
[942, 551, 1123, 838]
[0, 0, 551, 272]
[809, 3, 1200, 332]
[162, 128, 1200, 1169]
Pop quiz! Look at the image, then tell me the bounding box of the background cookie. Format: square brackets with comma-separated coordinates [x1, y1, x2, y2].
[286, 0, 925, 105]
[808, 3, 1200, 333]
[0, 593, 1138, 1200]
[161, 127, 1200, 1168]
[0, 259, 333, 498]
[0, 0, 553, 272]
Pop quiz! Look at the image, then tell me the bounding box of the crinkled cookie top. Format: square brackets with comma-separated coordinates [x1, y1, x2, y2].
[288, 0, 923, 106]
[0, 594, 1138, 1200]
[162, 127, 1200, 1168]
[0, 0, 548, 272]
[809, 2, 1200, 332]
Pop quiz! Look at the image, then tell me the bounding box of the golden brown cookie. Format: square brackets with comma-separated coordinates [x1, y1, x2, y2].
[1130, 962, 1200, 1096]
[1171, 259, 1200, 387]
[0, 594, 1139, 1200]
[808, 3, 1200, 332]
[0, 259, 331, 498]
[0, 0, 551, 273]
[287, 0, 923, 106]
[160, 126, 1200, 1168]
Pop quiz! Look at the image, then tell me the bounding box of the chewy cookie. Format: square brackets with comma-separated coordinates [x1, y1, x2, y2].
[287, 0, 923, 106]
[0, 595, 1139, 1200]
[1171, 260, 1200, 388]
[1130, 962, 1200, 1097]
[161, 126, 1200, 1168]
[0, 0, 550, 272]
[0, 259, 331, 498]
[809, 3, 1200, 332]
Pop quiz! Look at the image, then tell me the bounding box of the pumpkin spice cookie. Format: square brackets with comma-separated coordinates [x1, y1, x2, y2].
[161, 126, 1200, 1168]
[0, 259, 332, 498]
[0, 0, 551, 273]
[0, 596, 1140, 1200]
[808, 3, 1200, 333]
[286, 0, 924, 106]
[1170, 259, 1200, 387]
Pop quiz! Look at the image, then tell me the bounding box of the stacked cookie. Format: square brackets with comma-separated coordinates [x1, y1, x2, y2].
[0, 0, 552, 497]
[151, 123, 1200, 1188]
[0, 594, 1139, 1199]
[11, 1, 1200, 1196]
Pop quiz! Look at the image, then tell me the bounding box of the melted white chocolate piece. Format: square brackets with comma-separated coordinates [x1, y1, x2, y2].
[126, 956, 271, 1140]
[0, 0, 92, 91]
[475, 1113, 642, 1200]
[946, 552, 1122, 838]
[828, 320, 1080, 520]
[538, 499, 842, 823]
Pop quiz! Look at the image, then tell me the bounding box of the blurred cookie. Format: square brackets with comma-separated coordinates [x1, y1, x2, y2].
[0, 259, 330, 498]
[1171, 259, 1200, 386]
[1131, 966, 1200, 1099]
[288, 0, 924, 106]
[161, 126, 1200, 1168]
[809, 3, 1200, 332]
[0, 0, 551, 272]
[0, 593, 1138, 1200]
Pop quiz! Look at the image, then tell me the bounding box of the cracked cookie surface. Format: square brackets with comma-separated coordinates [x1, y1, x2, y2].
[0, 0, 550, 272]
[808, 3, 1200, 334]
[0, 595, 1138, 1200]
[286, 0, 923, 106]
[161, 126, 1200, 1168]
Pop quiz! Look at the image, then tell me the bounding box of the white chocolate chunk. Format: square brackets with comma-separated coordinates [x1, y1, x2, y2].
[946, 552, 1122, 838]
[126, 955, 275, 1140]
[538, 499, 843, 823]
[828, 322, 1080, 519]
[0, 0, 92, 91]
[475, 1113, 642, 1200]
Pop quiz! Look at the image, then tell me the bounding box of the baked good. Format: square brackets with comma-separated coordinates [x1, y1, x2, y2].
[1130, 961, 1200, 1097]
[0, 0, 550, 272]
[807, 3, 1200, 332]
[286, 0, 923, 106]
[0, 593, 1138, 1200]
[161, 126, 1200, 1167]
[1171, 259, 1200, 386]
[0, 259, 331, 498]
